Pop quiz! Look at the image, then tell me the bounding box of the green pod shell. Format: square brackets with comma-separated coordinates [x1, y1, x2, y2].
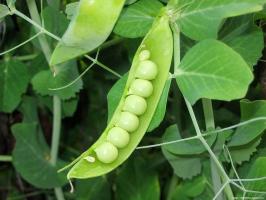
[123, 95, 147, 116]
[94, 142, 118, 164]
[50, 0, 125, 65]
[65, 14, 173, 179]
[129, 79, 154, 98]
[116, 112, 139, 132]
[135, 60, 158, 80]
[107, 127, 130, 148]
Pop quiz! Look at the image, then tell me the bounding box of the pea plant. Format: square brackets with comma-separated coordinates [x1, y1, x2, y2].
[0, 0, 266, 199]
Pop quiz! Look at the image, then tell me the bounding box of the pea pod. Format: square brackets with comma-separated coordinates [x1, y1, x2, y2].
[65, 13, 173, 179]
[50, 0, 125, 65]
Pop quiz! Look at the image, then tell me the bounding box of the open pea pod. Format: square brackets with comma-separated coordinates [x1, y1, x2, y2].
[50, 0, 125, 65]
[66, 13, 173, 179]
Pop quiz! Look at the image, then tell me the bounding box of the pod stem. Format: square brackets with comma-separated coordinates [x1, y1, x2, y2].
[25, 1, 64, 199]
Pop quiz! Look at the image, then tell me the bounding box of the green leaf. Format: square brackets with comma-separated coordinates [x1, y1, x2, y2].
[176, 39, 253, 104]
[0, 4, 10, 20]
[162, 125, 216, 155]
[243, 157, 266, 198]
[228, 100, 266, 147]
[220, 16, 264, 67]
[114, 0, 163, 38]
[162, 148, 202, 179]
[18, 96, 38, 123]
[11, 123, 67, 189]
[226, 138, 261, 165]
[177, 0, 266, 41]
[42, 6, 69, 38]
[0, 60, 31, 113]
[107, 74, 171, 132]
[75, 177, 111, 200]
[116, 157, 160, 200]
[172, 176, 207, 199]
[31, 60, 83, 100]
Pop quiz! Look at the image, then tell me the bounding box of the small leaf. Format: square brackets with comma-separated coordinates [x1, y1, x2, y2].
[0, 60, 31, 113]
[31, 60, 83, 100]
[11, 123, 67, 189]
[114, 0, 163, 38]
[226, 138, 261, 165]
[177, 0, 265, 41]
[228, 100, 266, 147]
[116, 157, 160, 200]
[172, 176, 207, 199]
[162, 148, 202, 179]
[126, 0, 138, 5]
[162, 125, 216, 155]
[0, 4, 10, 20]
[176, 39, 253, 104]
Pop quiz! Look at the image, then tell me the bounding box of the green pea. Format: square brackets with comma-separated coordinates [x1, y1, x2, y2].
[65, 15, 173, 179]
[94, 142, 118, 164]
[129, 79, 153, 98]
[107, 127, 130, 148]
[50, 0, 126, 65]
[117, 112, 139, 132]
[135, 60, 158, 80]
[139, 50, 151, 61]
[123, 95, 147, 115]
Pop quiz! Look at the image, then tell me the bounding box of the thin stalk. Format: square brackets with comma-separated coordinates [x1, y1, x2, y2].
[25, 1, 64, 199]
[84, 55, 122, 78]
[202, 98, 223, 200]
[185, 98, 234, 199]
[50, 95, 62, 165]
[0, 155, 12, 162]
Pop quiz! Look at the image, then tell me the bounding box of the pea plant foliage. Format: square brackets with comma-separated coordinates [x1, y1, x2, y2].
[0, 0, 266, 199]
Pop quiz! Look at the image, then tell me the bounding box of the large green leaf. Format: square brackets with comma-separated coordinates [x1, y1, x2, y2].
[228, 100, 266, 147]
[220, 16, 264, 67]
[11, 123, 67, 189]
[176, 39, 253, 104]
[107, 74, 171, 132]
[176, 0, 266, 40]
[114, 0, 163, 38]
[0, 60, 30, 113]
[116, 157, 160, 200]
[31, 60, 83, 100]
[162, 125, 216, 155]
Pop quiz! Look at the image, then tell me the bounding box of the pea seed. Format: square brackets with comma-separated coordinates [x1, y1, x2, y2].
[107, 127, 130, 148]
[94, 142, 118, 164]
[139, 50, 151, 61]
[123, 95, 147, 115]
[117, 112, 139, 132]
[136, 60, 158, 80]
[129, 79, 153, 98]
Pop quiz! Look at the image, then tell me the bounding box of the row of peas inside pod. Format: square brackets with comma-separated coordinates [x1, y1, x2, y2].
[92, 49, 158, 164]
